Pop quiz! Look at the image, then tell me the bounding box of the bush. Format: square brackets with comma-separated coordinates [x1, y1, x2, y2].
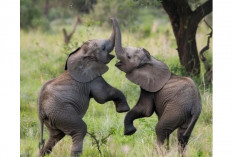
[21, 0, 40, 28]
[20, 0, 50, 30]
[88, 0, 139, 26]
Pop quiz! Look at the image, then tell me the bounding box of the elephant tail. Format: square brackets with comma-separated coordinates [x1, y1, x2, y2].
[183, 112, 201, 138]
[37, 91, 46, 154]
[183, 85, 202, 138]
[39, 119, 45, 154]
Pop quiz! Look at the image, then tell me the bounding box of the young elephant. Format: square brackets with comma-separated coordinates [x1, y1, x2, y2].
[37, 23, 130, 157]
[111, 18, 201, 152]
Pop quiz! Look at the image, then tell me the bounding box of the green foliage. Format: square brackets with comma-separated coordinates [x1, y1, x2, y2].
[20, 0, 97, 30]
[86, 0, 162, 31]
[167, 58, 188, 76]
[87, 0, 136, 26]
[87, 127, 116, 155]
[188, 0, 210, 10]
[69, 0, 97, 14]
[20, 0, 42, 29]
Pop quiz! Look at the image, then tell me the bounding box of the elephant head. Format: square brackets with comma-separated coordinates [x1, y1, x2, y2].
[111, 18, 171, 92]
[65, 21, 115, 83]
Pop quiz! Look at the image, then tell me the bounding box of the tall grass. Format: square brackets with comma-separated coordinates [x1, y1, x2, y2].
[20, 20, 212, 157]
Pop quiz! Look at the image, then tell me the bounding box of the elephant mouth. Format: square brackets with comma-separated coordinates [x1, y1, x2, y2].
[115, 60, 123, 67]
[108, 54, 115, 60]
[102, 54, 114, 64]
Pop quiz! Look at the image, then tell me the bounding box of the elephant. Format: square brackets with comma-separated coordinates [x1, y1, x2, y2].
[37, 21, 130, 157]
[111, 18, 202, 152]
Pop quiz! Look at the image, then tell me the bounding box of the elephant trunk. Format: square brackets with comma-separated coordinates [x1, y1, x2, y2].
[105, 20, 116, 53]
[111, 18, 125, 61]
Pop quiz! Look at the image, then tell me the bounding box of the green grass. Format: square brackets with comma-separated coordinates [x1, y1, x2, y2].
[20, 20, 212, 157]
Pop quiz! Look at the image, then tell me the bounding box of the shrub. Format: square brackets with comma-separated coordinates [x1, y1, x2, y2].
[20, 0, 42, 29]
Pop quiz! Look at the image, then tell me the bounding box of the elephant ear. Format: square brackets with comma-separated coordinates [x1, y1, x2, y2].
[65, 47, 81, 70]
[126, 57, 171, 92]
[66, 48, 108, 83]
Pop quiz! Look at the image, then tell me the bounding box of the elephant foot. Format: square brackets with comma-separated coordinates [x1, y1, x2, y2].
[71, 151, 81, 157]
[124, 124, 137, 135]
[116, 102, 130, 113]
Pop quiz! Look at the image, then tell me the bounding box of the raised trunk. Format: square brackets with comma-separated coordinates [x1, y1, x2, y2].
[106, 21, 116, 52]
[111, 18, 125, 61]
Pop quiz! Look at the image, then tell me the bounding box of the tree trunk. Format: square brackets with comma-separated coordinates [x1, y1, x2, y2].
[176, 23, 199, 74]
[161, 0, 212, 75]
[44, 0, 49, 18]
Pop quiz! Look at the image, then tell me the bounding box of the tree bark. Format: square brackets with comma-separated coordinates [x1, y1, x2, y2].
[161, 0, 212, 75]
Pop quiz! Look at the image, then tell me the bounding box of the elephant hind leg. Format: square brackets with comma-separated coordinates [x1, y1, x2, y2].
[69, 121, 87, 157]
[177, 123, 192, 154]
[55, 115, 87, 157]
[155, 111, 182, 148]
[40, 128, 65, 156]
[155, 126, 172, 147]
[166, 133, 170, 150]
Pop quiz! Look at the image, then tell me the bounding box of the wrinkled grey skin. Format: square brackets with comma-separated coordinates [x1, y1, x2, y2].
[37, 22, 130, 157]
[111, 18, 201, 152]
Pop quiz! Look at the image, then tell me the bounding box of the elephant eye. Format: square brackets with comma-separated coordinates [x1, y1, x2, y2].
[102, 45, 105, 51]
[127, 55, 131, 59]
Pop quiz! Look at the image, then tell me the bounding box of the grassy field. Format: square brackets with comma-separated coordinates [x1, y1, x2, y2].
[20, 20, 212, 157]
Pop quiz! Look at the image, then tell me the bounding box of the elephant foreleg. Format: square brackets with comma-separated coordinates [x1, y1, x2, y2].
[90, 77, 130, 113]
[124, 88, 154, 135]
[108, 88, 130, 113]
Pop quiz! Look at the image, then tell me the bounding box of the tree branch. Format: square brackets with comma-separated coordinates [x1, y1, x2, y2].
[199, 19, 213, 84]
[199, 19, 212, 71]
[175, 0, 192, 15]
[62, 16, 79, 44]
[192, 0, 212, 24]
[69, 16, 79, 37]
[87, 132, 102, 155]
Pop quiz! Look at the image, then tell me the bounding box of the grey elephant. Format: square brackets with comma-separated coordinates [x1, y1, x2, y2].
[37, 22, 130, 157]
[111, 18, 201, 152]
